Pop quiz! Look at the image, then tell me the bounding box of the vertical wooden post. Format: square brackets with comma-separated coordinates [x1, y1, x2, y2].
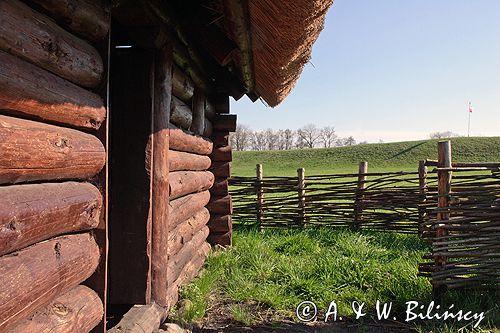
[151, 43, 172, 307]
[297, 168, 306, 227]
[256, 164, 263, 228]
[435, 141, 452, 296]
[418, 160, 428, 235]
[354, 161, 368, 228]
[190, 88, 205, 135]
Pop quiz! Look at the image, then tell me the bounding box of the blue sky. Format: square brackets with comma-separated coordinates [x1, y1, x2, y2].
[231, 0, 500, 143]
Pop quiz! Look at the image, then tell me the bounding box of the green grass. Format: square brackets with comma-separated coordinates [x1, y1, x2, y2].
[233, 137, 500, 176]
[172, 228, 499, 331]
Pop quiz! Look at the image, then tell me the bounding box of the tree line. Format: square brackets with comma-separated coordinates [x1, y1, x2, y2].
[230, 124, 364, 151]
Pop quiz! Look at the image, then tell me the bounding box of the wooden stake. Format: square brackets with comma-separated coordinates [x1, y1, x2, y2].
[297, 168, 306, 227]
[354, 161, 368, 228]
[256, 164, 264, 227]
[435, 141, 452, 296]
[418, 160, 428, 235]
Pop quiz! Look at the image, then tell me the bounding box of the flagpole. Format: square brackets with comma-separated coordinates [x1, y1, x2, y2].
[468, 110, 471, 137]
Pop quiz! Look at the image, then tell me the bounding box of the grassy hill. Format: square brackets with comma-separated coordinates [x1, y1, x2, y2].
[232, 137, 500, 176]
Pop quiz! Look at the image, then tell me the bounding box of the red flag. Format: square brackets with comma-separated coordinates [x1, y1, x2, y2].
[469, 101, 473, 113]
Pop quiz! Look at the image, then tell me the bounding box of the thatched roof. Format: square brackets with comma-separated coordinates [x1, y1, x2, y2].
[248, 0, 334, 106]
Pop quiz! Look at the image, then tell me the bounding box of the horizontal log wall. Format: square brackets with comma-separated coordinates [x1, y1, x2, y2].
[30, 0, 110, 42]
[0, 115, 105, 184]
[168, 208, 210, 258]
[0, 0, 103, 88]
[0, 50, 106, 130]
[169, 171, 215, 200]
[169, 150, 212, 171]
[0, 1, 109, 331]
[207, 94, 234, 246]
[169, 124, 213, 155]
[10, 285, 103, 333]
[0, 233, 100, 331]
[0, 182, 102, 256]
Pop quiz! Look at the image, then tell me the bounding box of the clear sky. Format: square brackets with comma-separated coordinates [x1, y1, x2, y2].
[231, 0, 500, 143]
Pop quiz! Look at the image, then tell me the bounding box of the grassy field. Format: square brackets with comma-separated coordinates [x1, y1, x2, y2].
[233, 137, 500, 176]
[171, 137, 500, 332]
[172, 229, 499, 332]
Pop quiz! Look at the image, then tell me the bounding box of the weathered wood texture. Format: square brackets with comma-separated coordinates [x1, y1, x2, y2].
[9, 285, 103, 333]
[190, 89, 205, 135]
[212, 132, 230, 147]
[0, 50, 106, 130]
[0, 233, 100, 331]
[172, 65, 194, 103]
[210, 162, 231, 178]
[168, 208, 210, 258]
[108, 304, 166, 333]
[0, 115, 105, 184]
[166, 226, 209, 286]
[168, 191, 211, 227]
[203, 117, 213, 137]
[207, 195, 233, 215]
[151, 44, 172, 307]
[169, 171, 215, 200]
[169, 124, 213, 155]
[170, 96, 192, 130]
[166, 241, 211, 309]
[0, 0, 103, 88]
[207, 231, 231, 247]
[207, 215, 232, 233]
[210, 145, 232, 162]
[30, 0, 110, 42]
[210, 178, 229, 196]
[212, 114, 237, 132]
[0, 182, 101, 256]
[168, 150, 211, 171]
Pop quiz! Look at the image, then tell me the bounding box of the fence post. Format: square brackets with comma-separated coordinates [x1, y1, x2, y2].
[435, 141, 452, 297]
[297, 168, 306, 227]
[354, 161, 368, 228]
[256, 164, 264, 228]
[418, 160, 428, 236]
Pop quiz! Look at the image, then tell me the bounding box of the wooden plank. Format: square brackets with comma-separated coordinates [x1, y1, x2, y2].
[107, 304, 166, 333]
[169, 124, 213, 155]
[203, 117, 213, 137]
[166, 226, 210, 286]
[207, 195, 233, 215]
[0, 50, 106, 130]
[9, 285, 103, 333]
[0, 0, 103, 88]
[190, 89, 205, 135]
[207, 215, 232, 233]
[151, 44, 173, 307]
[210, 145, 232, 162]
[169, 171, 215, 200]
[168, 208, 210, 258]
[30, 0, 110, 42]
[0, 233, 100, 331]
[354, 162, 368, 226]
[205, 99, 216, 119]
[0, 115, 105, 184]
[169, 150, 211, 171]
[169, 191, 211, 227]
[170, 96, 192, 130]
[212, 114, 237, 132]
[0, 182, 102, 256]
[212, 131, 230, 147]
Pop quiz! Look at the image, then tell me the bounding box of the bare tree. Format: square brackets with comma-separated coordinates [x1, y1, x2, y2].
[231, 124, 252, 151]
[283, 129, 294, 150]
[344, 136, 356, 146]
[297, 124, 320, 149]
[251, 131, 267, 151]
[320, 126, 337, 148]
[264, 128, 278, 150]
[429, 131, 460, 139]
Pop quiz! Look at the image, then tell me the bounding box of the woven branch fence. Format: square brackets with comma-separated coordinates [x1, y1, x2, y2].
[229, 141, 500, 290]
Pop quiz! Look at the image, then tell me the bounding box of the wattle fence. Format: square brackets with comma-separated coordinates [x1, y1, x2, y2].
[229, 141, 500, 290]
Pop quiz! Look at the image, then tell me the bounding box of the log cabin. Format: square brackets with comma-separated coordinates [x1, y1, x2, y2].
[0, 0, 333, 331]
